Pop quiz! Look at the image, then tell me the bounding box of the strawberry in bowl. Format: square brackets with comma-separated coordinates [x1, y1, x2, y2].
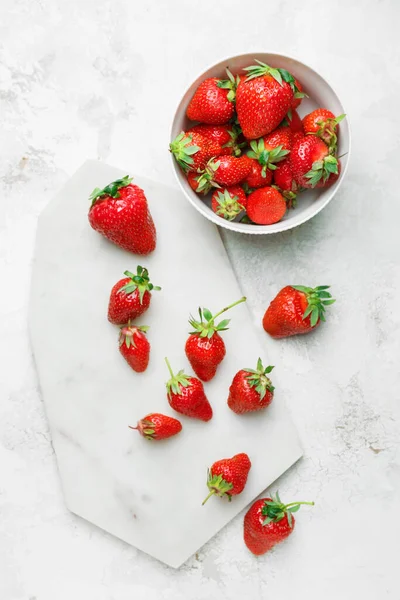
[170, 53, 350, 234]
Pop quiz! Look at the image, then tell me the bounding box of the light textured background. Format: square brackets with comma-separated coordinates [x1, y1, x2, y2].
[1, 0, 399, 599]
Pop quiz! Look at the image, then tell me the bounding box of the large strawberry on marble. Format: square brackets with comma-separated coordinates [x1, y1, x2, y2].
[88, 176, 156, 254]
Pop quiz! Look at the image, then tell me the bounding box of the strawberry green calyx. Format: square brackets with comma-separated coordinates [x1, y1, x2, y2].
[214, 190, 245, 220]
[119, 324, 149, 349]
[89, 175, 133, 205]
[191, 169, 215, 194]
[292, 285, 335, 327]
[128, 418, 156, 440]
[278, 68, 306, 97]
[165, 357, 192, 398]
[217, 68, 241, 102]
[188, 296, 247, 339]
[118, 266, 161, 304]
[243, 61, 301, 95]
[314, 113, 346, 152]
[262, 492, 314, 528]
[244, 358, 275, 400]
[247, 139, 289, 173]
[197, 157, 221, 191]
[244, 60, 284, 84]
[305, 155, 339, 187]
[169, 132, 200, 172]
[202, 470, 234, 505]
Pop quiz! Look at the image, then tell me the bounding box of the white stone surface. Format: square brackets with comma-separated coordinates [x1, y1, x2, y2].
[29, 160, 302, 568]
[0, 0, 399, 598]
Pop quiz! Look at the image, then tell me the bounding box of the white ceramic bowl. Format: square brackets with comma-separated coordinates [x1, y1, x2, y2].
[170, 52, 351, 234]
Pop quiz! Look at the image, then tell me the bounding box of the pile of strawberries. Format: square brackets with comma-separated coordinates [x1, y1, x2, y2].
[87, 173, 336, 556]
[170, 60, 345, 225]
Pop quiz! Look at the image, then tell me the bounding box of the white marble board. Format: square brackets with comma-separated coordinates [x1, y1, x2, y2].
[29, 160, 302, 568]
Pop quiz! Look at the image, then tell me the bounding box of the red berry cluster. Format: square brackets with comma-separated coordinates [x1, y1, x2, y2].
[87, 171, 336, 555]
[170, 61, 345, 225]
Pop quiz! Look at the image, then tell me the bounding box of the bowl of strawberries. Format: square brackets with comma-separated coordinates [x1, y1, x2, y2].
[170, 53, 350, 234]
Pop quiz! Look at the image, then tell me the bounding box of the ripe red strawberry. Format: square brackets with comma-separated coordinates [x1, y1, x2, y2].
[202, 453, 251, 505]
[108, 266, 161, 325]
[244, 136, 288, 187]
[273, 159, 299, 208]
[165, 358, 213, 421]
[119, 324, 150, 372]
[236, 62, 298, 139]
[292, 130, 304, 145]
[186, 77, 234, 125]
[289, 109, 304, 133]
[263, 285, 335, 338]
[290, 136, 339, 188]
[291, 79, 305, 109]
[211, 187, 247, 221]
[88, 176, 156, 255]
[243, 159, 273, 189]
[246, 187, 286, 225]
[263, 126, 292, 152]
[281, 109, 304, 134]
[244, 492, 314, 555]
[129, 413, 182, 440]
[185, 297, 247, 381]
[302, 109, 345, 151]
[170, 131, 220, 173]
[228, 358, 274, 414]
[204, 155, 252, 188]
[188, 124, 243, 156]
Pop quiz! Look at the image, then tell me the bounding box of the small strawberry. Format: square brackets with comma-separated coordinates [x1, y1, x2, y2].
[245, 137, 290, 188]
[119, 324, 150, 372]
[291, 78, 306, 109]
[170, 131, 220, 173]
[244, 492, 314, 555]
[246, 187, 286, 225]
[185, 297, 247, 381]
[187, 170, 210, 194]
[186, 77, 234, 125]
[129, 413, 182, 440]
[211, 187, 247, 221]
[243, 159, 273, 189]
[108, 266, 161, 325]
[165, 358, 213, 421]
[188, 124, 244, 156]
[88, 176, 156, 255]
[302, 109, 345, 151]
[228, 358, 274, 414]
[203, 155, 252, 187]
[273, 159, 299, 208]
[263, 285, 335, 338]
[236, 62, 299, 139]
[290, 136, 339, 188]
[202, 453, 252, 505]
[281, 109, 304, 134]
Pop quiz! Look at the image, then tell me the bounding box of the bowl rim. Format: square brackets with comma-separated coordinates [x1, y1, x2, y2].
[170, 51, 352, 235]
